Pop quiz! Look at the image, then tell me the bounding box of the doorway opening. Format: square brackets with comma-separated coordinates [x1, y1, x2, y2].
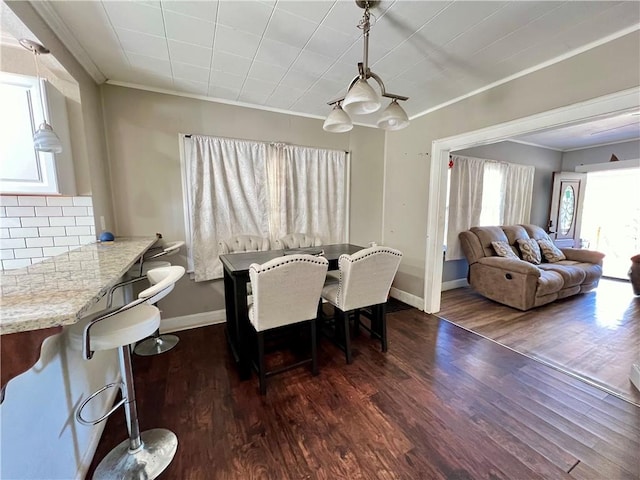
[423, 87, 640, 313]
[581, 167, 640, 279]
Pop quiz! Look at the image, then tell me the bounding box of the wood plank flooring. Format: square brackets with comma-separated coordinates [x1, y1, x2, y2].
[439, 279, 640, 405]
[88, 307, 639, 479]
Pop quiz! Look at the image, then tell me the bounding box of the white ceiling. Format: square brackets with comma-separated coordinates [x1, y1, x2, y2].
[7, 1, 640, 148]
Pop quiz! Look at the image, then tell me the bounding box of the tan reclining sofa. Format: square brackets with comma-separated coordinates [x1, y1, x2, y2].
[459, 224, 604, 310]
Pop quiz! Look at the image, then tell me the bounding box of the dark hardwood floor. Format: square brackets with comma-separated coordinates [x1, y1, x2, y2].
[439, 279, 640, 406]
[88, 308, 639, 479]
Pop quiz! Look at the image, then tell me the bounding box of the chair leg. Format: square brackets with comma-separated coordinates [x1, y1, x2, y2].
[353, 309, 361, 336]
[380, 303, 388, 352]
[341, 310, 352, 364]
[310, 318, 318, 376]
[257, 331, 267, 395]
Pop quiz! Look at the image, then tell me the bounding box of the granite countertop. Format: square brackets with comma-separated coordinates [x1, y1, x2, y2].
[0, 237, 159, 335]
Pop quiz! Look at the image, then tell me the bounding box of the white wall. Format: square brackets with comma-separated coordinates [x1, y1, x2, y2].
[561, 139, 640, 171]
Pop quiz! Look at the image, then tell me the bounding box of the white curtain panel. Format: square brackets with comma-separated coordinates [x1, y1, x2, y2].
[445, 155, 485, 261]
[187, 135, 269, 281]
[268, 144, 347, 245]
[503, 163, 535, 225]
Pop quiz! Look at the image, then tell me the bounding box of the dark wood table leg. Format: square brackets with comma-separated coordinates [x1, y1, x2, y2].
[232, 274, 251, 380]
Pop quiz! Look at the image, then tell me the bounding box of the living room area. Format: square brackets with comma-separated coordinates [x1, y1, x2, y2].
[437, 111, 640, 407]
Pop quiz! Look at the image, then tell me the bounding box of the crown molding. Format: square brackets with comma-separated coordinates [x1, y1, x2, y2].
[30, 1, 106, 84]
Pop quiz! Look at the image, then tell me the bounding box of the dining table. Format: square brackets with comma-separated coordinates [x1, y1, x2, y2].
[219, 243, 364, 379]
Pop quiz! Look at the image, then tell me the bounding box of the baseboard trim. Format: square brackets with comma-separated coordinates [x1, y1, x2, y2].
[631, 363, 640, 392]
[441, 279, 469, 291]
[160, 310, 226, 334]
[389, 287, 423, 310]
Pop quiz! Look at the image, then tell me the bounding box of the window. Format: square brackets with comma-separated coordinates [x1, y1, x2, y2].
[180, 135, 349, 280]
[445, 155, 534, 260]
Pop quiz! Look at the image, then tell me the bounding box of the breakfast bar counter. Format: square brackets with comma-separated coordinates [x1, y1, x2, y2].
[0, 236, 158, 391]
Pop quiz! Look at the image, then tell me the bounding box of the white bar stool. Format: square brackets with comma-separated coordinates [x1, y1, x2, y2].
[71, 266, 185, 480]
[127, 241, 185, 356]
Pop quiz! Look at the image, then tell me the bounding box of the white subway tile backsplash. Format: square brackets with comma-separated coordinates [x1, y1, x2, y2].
[18, 196, 47, 206]
[54, 236, 80, 246]
[9, 227, 39, 238]
[2, 258, 31, 269]
[62, 206, 87, 216]
[0, 249, 15, 260]
[46, 196, 74, 206]
[79, 235, 96, 245]
[0, 238, 26, 249]
[43, 246, 70, 256]
[49, 217, 76, 227]
[72, 196, 93, 207]
[39, 226, 67, 237]
[0, 196, 19, 207]
[1, 218, 21, 228]
[66, 226, 91, 236]
[6, 206, 35, 217]
[26, 237, 54, 248]
[35, 206, 63, 216]
[75, 216, 94, 226]
[21, 217, 50, 227]
[14, 247, 43, 259]
[1, 195, 97, 271]
[31, 256, 47, 265]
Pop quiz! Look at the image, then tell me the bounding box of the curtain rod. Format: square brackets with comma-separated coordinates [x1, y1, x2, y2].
[183, 134, 348, 154]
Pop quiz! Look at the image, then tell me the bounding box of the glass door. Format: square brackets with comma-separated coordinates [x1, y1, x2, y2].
[580, 167, 640, 279]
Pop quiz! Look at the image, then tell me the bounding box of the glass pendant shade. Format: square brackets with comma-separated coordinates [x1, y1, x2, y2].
[323, 104, 353, 133]
[377, 99, 410, 131]
[343, 78, 381, 115]
[33, 122, 63, 153]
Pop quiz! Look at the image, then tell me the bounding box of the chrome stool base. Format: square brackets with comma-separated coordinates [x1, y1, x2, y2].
[93, 428, 178, 480]
[134, 334, 179, 356]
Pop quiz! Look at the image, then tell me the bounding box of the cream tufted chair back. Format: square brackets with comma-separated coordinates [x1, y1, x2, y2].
[274, 233, 322, 250]
[218, 235, 270, 254]
[249, 254, 328, 332]
[324, 246, 403, 313]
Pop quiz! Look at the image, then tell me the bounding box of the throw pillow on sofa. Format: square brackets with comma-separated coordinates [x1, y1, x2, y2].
[537, 238, 566, 262]
[517, 238, 541, 265]
[491, 241, 519, 259]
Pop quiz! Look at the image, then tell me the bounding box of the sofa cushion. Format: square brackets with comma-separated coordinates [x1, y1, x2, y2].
[491, 241, 518, 259]
[560, 261, 602, 284]
[517, 238, 542, 265]
[537, 238, 566, 262]
[502, 225, 530, 245]
[471, 226, 511, 258]
[538, 263, 586, 287]
[536, 270, 564, 296]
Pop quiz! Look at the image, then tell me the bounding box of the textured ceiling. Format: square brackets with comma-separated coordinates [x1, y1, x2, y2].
[4, 1, 640, 149]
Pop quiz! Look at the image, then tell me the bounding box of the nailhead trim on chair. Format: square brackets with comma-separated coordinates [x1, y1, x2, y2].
[250, 256, 328, 274]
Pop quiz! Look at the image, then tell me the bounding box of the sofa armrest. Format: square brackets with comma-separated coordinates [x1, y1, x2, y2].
[561, 248, 605, 265]
[477, 256, 541, 276]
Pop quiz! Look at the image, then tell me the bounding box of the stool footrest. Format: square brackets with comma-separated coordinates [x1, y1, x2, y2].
[76, 382, 126, 426]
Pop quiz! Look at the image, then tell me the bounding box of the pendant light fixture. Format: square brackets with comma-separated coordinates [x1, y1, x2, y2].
[19, 39, 63, 154]
[323, 0, 409, 133]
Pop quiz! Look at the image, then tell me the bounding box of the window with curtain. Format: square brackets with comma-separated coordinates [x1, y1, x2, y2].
[445, 154, 534, 260]
[181, 135, 349, 281]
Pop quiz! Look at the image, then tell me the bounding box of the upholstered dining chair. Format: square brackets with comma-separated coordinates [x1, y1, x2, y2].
[321, 246, 403, 364]
[248, 254, 328, 394]
[218, 234, 270, 254]
[274, 233, 322, 250]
